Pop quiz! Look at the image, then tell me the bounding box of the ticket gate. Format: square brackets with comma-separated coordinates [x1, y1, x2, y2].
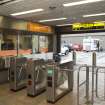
[27, 59, 46, 96]
[46, 61, 74, 103]
[9, 57, 27, 91]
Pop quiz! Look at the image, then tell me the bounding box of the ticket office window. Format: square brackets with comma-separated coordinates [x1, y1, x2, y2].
[19, 35, 32, 55]
[39, 35, 53, 53]
[1, 34, 17, 50]
[19, 35, 32, 50]
[32, 35, 53, 53]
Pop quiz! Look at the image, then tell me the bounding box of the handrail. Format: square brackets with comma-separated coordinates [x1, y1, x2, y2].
[77, 65, 88, 105]
[77, 64, 105, 105]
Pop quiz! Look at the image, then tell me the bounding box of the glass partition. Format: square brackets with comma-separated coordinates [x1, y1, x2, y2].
[1, 34, 17, 50]
[32, 35, 39, 53]
[39, 35, 53, 53]
[39, 36, 48, 53]
[18, 35, 32, 55]
[0, 31, 53, 57]
[0, 33, 17, 57]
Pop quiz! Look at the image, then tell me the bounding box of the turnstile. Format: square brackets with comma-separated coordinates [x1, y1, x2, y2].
[46, 61, 74, 103]
[27, 59, 46, 96]
[9, 57, 27, 91]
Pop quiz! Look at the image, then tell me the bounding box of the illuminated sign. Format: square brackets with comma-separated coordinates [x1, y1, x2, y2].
[72, 22, 105, 31]
[48, 69, 53, 76]
[27, 22, 53, 33]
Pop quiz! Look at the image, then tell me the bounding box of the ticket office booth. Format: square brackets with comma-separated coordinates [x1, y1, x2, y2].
[0, 28, 54, 84]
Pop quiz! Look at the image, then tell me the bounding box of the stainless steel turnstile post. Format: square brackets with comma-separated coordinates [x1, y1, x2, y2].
[72, 51, 76, 65]
[77, 65, 89, 105]
[95, 66, 105, 100]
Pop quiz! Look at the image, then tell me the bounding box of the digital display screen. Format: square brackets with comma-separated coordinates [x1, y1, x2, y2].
[48, 69, 53, 75]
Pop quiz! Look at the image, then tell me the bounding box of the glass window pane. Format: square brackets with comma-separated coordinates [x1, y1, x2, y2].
[1, 34, 17, 50]
[19, 35, 32, 55]
[39, 36, 48, 53]
[32, 35, 39, 53]
[19, 35, 32, 50]
[39, 35, 53, 53]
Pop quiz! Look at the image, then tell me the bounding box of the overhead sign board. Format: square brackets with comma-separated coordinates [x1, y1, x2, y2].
[0, 16, 53, 34]
[27, 22, 53, 33]
[72, 22, 105, 31]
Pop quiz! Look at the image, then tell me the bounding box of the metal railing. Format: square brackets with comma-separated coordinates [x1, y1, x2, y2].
[77, 64, 105, 105]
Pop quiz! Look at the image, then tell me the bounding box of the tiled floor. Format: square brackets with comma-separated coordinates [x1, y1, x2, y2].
[0, 83, 77, 105]
[0, 68, 105, 105]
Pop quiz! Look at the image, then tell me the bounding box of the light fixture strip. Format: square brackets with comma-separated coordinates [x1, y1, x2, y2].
[63, 0, 103, 7]
[5, 0, 24, 5]
[56, 24, 73, 26]
[11, 8, 44, 16]
[83, 13, 105, 17]
[39, 18, 67, 22]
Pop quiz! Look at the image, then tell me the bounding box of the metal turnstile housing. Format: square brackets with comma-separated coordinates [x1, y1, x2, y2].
[9, 57, 27, 91]
[46, 61, 74, 103]
[27, 59, 46, 96]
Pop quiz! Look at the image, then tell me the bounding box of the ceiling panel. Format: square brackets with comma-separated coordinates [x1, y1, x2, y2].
[0, 0, 105, 26]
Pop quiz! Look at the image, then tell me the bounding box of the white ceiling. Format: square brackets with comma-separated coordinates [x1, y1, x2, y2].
[0, 0, 105, 26]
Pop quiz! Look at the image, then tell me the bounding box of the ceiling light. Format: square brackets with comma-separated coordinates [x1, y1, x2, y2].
[11, 8, 44, 16]
[0, 0, 23, 5]
[83, 12, 105, 17]
[63, 0, 103, 7]
[5, 0, 24, 5]
[39, 18, 67, 22]
[56, 23, 73, 26]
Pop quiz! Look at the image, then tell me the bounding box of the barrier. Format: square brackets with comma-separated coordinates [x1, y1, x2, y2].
[77, 52, 105, 105]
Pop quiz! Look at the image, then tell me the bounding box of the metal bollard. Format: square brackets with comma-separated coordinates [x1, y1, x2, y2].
[77, 65, 87, 105]
[92, 52, 96, 66]
[86, 66, 90, 103]
[96, 68, 99, 97]
[72, 51, 76, 65]
[91, 52, 96, 105]
[95, 67, 105, 100]
[104, 71, 105, 100]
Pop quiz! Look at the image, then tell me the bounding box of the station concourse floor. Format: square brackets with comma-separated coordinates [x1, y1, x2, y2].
[1, 50, 105, 105]
[0, 68, 78, 105]
[0, 83, 77, 105]
[0, 69, 105, 105]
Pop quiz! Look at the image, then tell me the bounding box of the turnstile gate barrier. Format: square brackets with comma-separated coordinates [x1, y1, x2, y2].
[27, 59, 46, 96]
[9, 57, 27, 91]
[46, 61, 74, 103]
